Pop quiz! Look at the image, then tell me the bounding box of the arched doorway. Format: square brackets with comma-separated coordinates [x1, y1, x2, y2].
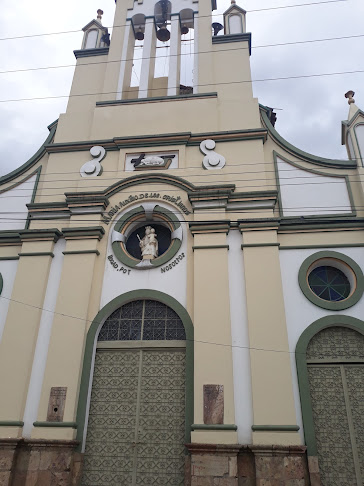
[296, 316, 364, 486]
[81, 299, 188, 485]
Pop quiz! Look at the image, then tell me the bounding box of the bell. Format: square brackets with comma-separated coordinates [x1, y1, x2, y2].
[156, 24, 170, 42]
[181, 25, 189, 35]
[212, 22, 223, 36]
[135, 28, 144, 41]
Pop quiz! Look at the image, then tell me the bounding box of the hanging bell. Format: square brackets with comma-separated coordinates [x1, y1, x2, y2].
[135, 27, 144, 41]
[156, 24, 170, 42]
[212, 22, 223, 36]
[181, 24, 189, 35]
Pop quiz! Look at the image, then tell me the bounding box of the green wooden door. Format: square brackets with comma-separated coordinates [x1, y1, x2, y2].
[307, 327, 364, 486]
[82, 300, 187, 486]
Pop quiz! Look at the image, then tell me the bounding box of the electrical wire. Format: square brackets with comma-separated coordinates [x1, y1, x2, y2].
[0, 0, 347, 42]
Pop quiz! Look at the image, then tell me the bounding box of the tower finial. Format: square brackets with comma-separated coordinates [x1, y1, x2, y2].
[97, 9, 104, 22]
[231, 0, 236, 4]
[345, 90, 355, 105]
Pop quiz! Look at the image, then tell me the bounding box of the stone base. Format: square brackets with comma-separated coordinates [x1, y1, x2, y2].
[0, 439, 80, 486]
[186, 444, 310, 486]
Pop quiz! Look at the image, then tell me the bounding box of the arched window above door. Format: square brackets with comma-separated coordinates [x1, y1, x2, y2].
[98, 299, 186, 342]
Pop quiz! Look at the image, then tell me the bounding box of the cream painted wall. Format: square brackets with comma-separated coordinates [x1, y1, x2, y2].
[277, 157, 351, 216]
[354, 124, 364, 167]
[279, 247, 364, 442]
[0, 259, 19, 343]
[0, 174, 36, 231]
[227, 230, 253, 444]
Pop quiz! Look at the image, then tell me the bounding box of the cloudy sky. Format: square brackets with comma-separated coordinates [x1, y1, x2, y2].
[0, 0, 363, 177]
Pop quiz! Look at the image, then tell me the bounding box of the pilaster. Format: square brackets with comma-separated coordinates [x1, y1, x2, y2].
[139, 18, 157, 98]
[190, 223, 237, 445]
[239, 222, 301, 446]
[33, 227, 104, 441]
[0, 230, 61, 438]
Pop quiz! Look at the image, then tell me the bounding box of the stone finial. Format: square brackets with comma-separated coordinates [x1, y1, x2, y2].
[231, 0, 236, 3]
[97, 9, 104, 21]
[345, 90, 355, 105]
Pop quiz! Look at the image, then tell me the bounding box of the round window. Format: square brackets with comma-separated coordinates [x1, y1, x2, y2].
[298, 251, 364, 311]
[308, 266, 351, 302]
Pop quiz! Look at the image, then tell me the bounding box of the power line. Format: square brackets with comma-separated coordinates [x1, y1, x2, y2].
[2, 33, 363, 76]
[2, 67, 364, 104]
[0, 0, 347, 42]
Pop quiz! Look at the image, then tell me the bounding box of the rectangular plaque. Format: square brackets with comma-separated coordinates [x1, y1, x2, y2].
[203, 384, 224, 425]
[47, 387, 67, 422]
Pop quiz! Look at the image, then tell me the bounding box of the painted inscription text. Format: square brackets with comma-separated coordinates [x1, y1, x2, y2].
[108, 255, 131, 274]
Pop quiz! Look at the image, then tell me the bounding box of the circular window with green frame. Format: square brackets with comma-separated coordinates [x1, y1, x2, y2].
[298, 251, 364, 310]
[111, 204, 183, 269]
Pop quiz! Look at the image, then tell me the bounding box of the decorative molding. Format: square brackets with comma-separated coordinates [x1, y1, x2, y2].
[189, 221, 230, 235]
[80, 146, 106, 177]
[200, 139, 226, 169]
[241, 243, 280, 248]
[18, 252, 54, 258]
[260, 105, 356, 169]
[61, 226, 105, 241]
[0, 421, 24, 427]
[252, 425, 300, 432]
[192, 245, 229, 250]
[96, 92, 218, 107]
[212, 33, 252, 55]
[19, 228, 62, 243]
[0, 256, 19, 260]
[298, 250, 364, 311]
[76, 290, 194, 451]
[0, 122, 57, 186]
[191, 424, 237, 430]
[63, 250, 100, 256]
[73, 47, 109, 58]
[280, 243, 364, 250]
[33, 421, 77, 428]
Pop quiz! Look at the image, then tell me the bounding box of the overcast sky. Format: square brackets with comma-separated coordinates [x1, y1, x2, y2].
[0, 0, 363, 177]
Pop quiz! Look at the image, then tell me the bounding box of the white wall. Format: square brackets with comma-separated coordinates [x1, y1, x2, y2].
[228, 230, 253, 443]
[279, 247, 364, 442]
[277, 157, 351, 217]
[0, 259, 19, 343]
[0, 174, 37, 230]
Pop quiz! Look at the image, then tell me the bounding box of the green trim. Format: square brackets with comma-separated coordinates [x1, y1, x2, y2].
[96, 92, 218, 106]
[0, 273, 3, 296]
[0, 421, 24, 427]
[298, 251, 364, 311]
[273, 151, 356, 219]
[260, 106, 356, 169]
[19, 228, 62, 242]
[74, 47, 109, 59]
[0, 256, 19, 261]
[33, 421, 77, 428]
[279, 218, 364, 232]
[280, 244, 364, 250]
[191, 424, 237, 431]
[295, 315, 364, 456]
[212, 33, 251, 55]
[241, 243, 280, 248]
[18, 252, 54, 258]
[25, 166, 42, 230]
[353, 122, 364, 165]
[63, 250, 100, 256]
[112, 206, 183, 269]
[62, 227, 105, 240]
[76, 290, 194, 451]
[192, 245, 229, 250]
[0, 122, 57, 185]
[252, 425, 299, 432]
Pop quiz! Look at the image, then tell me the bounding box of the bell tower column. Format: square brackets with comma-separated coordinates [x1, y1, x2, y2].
[116, 19, 136, 100]
[139, 18, 157, 98]
[167, 14, 181, 96]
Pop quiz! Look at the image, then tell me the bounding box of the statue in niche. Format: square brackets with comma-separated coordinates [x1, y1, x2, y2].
[138, 226, 159, 260]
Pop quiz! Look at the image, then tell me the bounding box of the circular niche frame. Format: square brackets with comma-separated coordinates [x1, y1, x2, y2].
[298, 250, 364, 310]
[111, 204, 183, 269]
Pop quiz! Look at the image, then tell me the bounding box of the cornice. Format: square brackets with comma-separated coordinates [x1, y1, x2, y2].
[189, 220, 231, 235]
[44, 128, 267, 154]
[73, 47, 109, 59]
[19, 228, 62, 243]
[61, 226, 105, 240]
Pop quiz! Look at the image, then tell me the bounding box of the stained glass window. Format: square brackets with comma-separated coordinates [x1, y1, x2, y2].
[308, 266, 351, 302]
[98, 300, 186, 341]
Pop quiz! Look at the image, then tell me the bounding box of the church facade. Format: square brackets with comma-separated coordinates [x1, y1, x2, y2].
[0, 0, 363, 485]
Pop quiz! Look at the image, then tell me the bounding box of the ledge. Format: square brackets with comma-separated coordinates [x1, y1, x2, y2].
[96, 92, 218, 107]
[61, 226, 105, 240]
[252, 425, 300, 432]
[212, 33, 252, 55]
[191, 424, 237, 431]
[73, 47, 109, 59]
[0, 421, 24, 427]
[33, 421, 77, 429]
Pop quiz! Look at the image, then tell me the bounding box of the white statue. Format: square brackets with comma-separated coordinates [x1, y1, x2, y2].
[138, 226, 158, 260]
